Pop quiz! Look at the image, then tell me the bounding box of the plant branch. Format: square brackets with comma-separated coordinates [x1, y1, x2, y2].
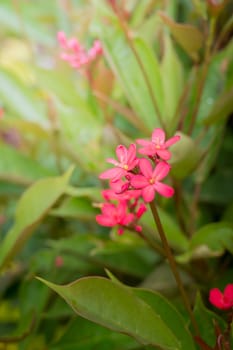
[0, 315, 35, 343]
[188, 17, 216, 135]
[172, 178, 188, 234]
[189, 182, 201, 236]
[149, 201, 199, 335]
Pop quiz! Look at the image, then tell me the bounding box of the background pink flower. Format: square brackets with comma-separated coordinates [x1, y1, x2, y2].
[57, 31, 102, 69]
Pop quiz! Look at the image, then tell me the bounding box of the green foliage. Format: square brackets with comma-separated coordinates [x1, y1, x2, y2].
[0, 0, 233, 349]
[38, 276, 181, 350]
[0, 167, 73, 269]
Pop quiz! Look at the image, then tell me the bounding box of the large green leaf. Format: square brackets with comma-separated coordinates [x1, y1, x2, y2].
[38, 276, 181, 350]
[133, 288, 196, 350]
[0, 167, 74, 269]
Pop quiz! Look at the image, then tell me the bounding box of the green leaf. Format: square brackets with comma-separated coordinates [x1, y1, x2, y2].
[170, 132, 200, 179]
[49, 234, 157, 279]
[193, 293, 226, 348]
[50, 197, 98, 220]
[203, 86, 233, 125]
[0, 167, 74, 269]
[37, 276, 181, 350]
[132, 288, 196, 350]
[159, 12, 203, 60]
[160, 36, 184, 129]
[51, 317, 139, 350]
[177, 222, 233, 262]
[190, 222, 233, 254]
[0, 68, 46, 124]
[0, 4, 53, 46]
[0, 143, 55, 184]
[98, 20, 164, 129]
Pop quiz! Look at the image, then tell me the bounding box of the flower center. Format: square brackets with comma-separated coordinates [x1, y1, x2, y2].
[123, 164, 129, 170]
[149, 178, 155, 185]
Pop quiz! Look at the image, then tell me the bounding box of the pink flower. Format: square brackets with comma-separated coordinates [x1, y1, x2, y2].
[102, 188, 141, 201]
[55, 256, 64, 268]
[130, 159, 174, 202]
[0, 107, 4, 119]
[137, 128, 180, 160]
[57, 31, 102, 69]
[99, 144, 138, 182]
[209, 284, 233, 310]
[96, 201, 134, 234]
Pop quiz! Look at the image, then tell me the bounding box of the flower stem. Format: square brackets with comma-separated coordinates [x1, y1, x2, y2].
[149, 201, 199, 335]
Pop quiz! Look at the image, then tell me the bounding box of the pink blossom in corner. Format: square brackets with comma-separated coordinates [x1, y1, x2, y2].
[57, 31, 102, 69]
[99, 144, 139, 182]
[137, 128, 180, 160]
[55, 256, 64, 268]
[130, 159, 174, 202]
[209, 284, 233, 310]
[0, 108, 4, 119]
[96, 201, 134, 234]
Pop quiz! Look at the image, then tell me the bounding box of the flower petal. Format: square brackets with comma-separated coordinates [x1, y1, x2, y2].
[96, 214, 115, 227]
[156, 149, 171, 160]
[224, 284, 233, 301]
[136, 139, 151, 146]
[152, 161, 171, 181]
[139, 158, 153, 178]
[209, 288, 224, 309]
[106, 158, 120, 166]
[164, 135, 180, 148]
[154, 182, 174, 197]
[127, 144, 137, 163]
[130, 175, 149, 188]
[116, 145, 127, 163]
[117, 201, 128, 218]
[122, 213, 134, 226]
[142, 186, 155, 202]
[152, 128, 165, 144]
[138, 146, 155, 156]
[99, 167, 125, 181]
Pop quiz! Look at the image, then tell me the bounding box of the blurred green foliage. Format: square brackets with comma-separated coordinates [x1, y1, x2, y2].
[0, 0, 233, 349]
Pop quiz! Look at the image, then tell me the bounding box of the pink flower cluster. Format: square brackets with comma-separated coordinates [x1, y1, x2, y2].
[209, 284, 233, 310]
[96, 128, 180, 234]
[57, 31, 103, 69]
